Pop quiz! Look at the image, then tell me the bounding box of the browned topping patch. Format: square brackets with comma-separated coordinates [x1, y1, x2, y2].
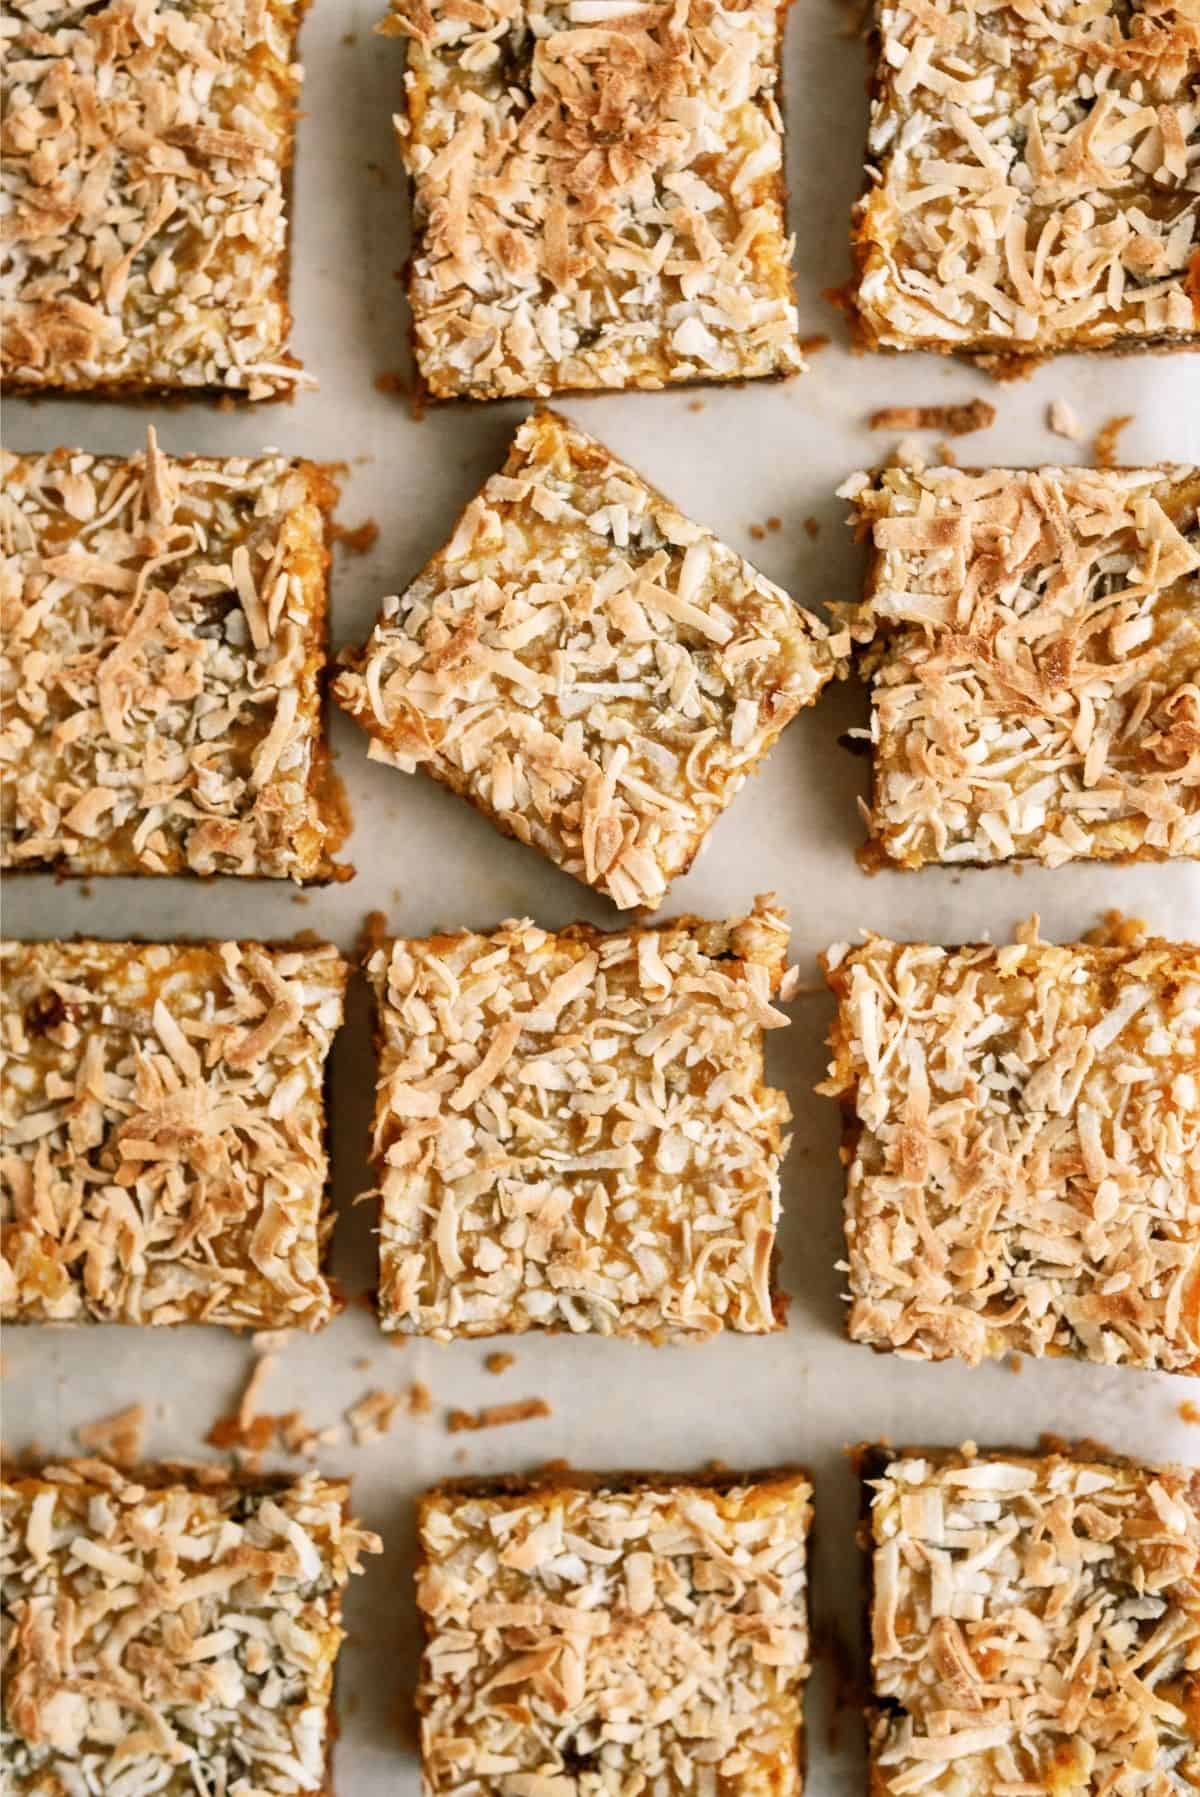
[366, 898, 792, 1341]
[866, 1448, 1200, 1795]
[842, 461, 1200, 870]
[2, 0, 311, 397]
[1, 436, 347, 882]
[822, 924, 1200, 1372]
[418, 1472, 813, 1795]
[853, 1, 1200, 359]
[336, 412, 843, 909]
[380, 0, 804, 399]
[1, 938, 348, 1330]
[2, 1461, 380, 1791]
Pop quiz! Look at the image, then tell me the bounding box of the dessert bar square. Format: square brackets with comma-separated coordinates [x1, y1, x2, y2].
[851, 0, 1200, 362]
[417, 1468, 813, 1796]
[380, 0, 804, 399]
[1, 937, 348, 1329]
[821, 925, 1200, 1373]
[1, 1461, 379, 1793]
[842, 463, 1200, 871]
[336, 410, 840, 909]
[862, 1445, 1200, 1797]
[1, 436, 349, 882]
[2, 0, 312, 399]
[367, 898, 792, 1339]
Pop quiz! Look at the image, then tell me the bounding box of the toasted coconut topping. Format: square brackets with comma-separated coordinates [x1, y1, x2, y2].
[1, 438, 347, 882]
[1, 1462, 379, 1794]
[379, 0, 803, 399]
[821, 927, 1200, 1372]
[336, 412, 841, 908]
[366, 897, 791, 1340]
[851, 0, 1200, 360]
[867, 1448, 1200, 1797]
[1, 938, 348, 1330]
[1, 0, 312, 398]
[417, 1471, 813, 1796]
[842, 462, 1200, 871]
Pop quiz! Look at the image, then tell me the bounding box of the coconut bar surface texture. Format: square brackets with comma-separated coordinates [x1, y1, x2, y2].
[380, 0, 804, 400]
[851, 0, 1200, 362]
[367, 898, 791, 1339]
[1, 1461, 380, 1794]
[0, 938, 348, 1329]
[0, 437, 348, 882]
[843, 463, 1200, 870]
[863, 1446, 1200, 1797]
[821, 923, 1200, 1372]
[2, 0, 312, 399]
[417, 1469, 813, 1796]
[336, 411, 840, 910]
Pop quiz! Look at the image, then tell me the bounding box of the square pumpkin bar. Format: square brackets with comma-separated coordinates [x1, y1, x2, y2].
[1, 1461, 379, 1793]
[366, 898, 792, 1339]
[851, 0, 1200, 362]
[2, 0, 312, 398]
[0, 937, 348, 1329]
[417, 1468, 813, 1796]
[1, 436, 348, 882]
[336, 410, 841, 909]
[821, 924, 1200, 1373]
[841, 463, 1200, 871]
[862, 1446, 1200, 1797]
[380, 0, 804, 398]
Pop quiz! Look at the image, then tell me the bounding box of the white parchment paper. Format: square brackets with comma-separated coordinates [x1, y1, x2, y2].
[4, 1, 1200, 1789]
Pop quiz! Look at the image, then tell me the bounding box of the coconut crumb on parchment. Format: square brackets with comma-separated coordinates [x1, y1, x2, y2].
[446, 1397, 552, 1432]
[1, 938, 348, 1331]
[841, 461, 1200, 871]
[417, 1469, 813, 1795]
[378, 0, 805, 399]
[1047, 397, 1085, 441]
[1, 1460, 380, 1792]
[851, 0, 1200, 364]
[73, 1403, 146, 1470]
[1, 0, 313, 399]
[1094, 412, 1136, 468]
[366, 896, 792, 1342]
[485, 1351, 516, 1375]
[868, 399, 996, 435]
[336, 410, 843, 909]
[864, 1445, 1200, 1797]
[821, 923, 1200, 1372]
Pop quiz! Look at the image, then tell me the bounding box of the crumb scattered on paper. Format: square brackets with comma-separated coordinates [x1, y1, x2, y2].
[75, 1403, 145, 1469]
[332, 519, 380, 557]
[485, 1352, 515, 1376]
[1047, 398, 1083, 441]
[346, 1389, 405, 1446]
[804, 517, 820, 540]
[408, 1381, 433, 1417]
[1093, 413, 1134, 468]
[446, 1398, 552, 1433]
[868, 398, 995, 435]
